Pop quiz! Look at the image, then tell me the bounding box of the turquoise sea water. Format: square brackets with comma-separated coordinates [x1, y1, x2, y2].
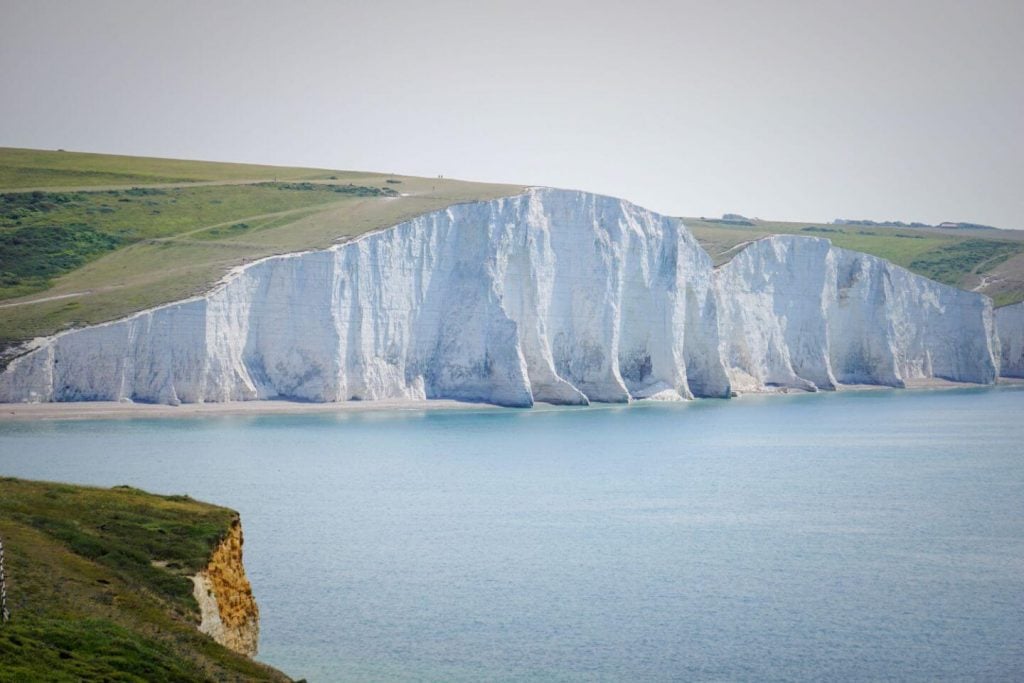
[1, 387, 1023, 681]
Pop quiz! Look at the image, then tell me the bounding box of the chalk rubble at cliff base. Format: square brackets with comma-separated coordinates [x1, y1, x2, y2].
[0, 188, 1010, 407]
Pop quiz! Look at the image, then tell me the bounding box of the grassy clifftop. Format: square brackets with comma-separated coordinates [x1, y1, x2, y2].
[0, 148, 524, 348]
[0, 477, 290, 682]
[686, 217, 1024, 307]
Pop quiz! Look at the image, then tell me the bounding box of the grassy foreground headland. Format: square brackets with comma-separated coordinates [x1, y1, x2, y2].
[0, 477, 292, 682]
[2, 147, 1023, 353]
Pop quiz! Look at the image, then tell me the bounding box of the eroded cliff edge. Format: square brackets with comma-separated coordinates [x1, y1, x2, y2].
[0, 188, 1006, 405]
[0, 478, 287, 681]
[192, 517, 260, 657]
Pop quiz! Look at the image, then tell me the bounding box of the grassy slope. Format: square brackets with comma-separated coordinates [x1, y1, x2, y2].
[0, 148, 524, 347]
[0, 477, 290, 682]
[686, 218, 1024, 307]
[0, 147, 346, 189]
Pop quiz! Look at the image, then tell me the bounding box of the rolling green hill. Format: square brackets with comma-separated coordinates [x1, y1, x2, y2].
[686, 217, 1024, 308]
[0, 477, 291, 682]
[0, 147, 353, 189]
[0, 148, 524, 350]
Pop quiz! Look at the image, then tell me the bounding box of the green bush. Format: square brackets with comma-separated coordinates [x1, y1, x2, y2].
[0, 191, 85, 221]
[0, 223, 121, 285]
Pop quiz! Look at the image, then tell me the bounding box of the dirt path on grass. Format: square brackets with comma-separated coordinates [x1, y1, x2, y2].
[0, 291, 91, 309]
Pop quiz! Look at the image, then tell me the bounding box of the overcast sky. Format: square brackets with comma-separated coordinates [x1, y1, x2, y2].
[2, 0, 1022, 227]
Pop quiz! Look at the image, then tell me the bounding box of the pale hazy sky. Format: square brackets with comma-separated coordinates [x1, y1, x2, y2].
[2, 0, 1022, 227]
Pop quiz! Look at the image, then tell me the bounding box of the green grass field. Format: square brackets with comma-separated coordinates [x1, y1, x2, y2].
[0, 148, 524, 349]
[0, 147, 348, 189]
[686, 218, 1024, 307]
[0, 477, 291, 682]
[0, 183, 398, 299]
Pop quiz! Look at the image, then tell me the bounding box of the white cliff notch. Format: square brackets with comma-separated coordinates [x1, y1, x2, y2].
[191, 517, 260, 657]
[0, 188, 1006, 405]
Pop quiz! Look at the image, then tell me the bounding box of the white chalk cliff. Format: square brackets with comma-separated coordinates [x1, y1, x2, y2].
[716, 236, 999, 391]
[995, 301, 1024, 377]
[0, 188, 1004, 406]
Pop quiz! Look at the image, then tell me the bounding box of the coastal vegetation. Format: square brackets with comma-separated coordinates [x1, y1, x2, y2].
[907, 239, 1024, 288]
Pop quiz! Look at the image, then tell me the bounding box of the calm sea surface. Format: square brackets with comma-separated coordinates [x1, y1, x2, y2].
[1, 387, 1023, 681]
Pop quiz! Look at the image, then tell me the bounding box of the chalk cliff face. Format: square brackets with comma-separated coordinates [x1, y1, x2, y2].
[996, 301, 1024, 377]
[0, 188, 1004, 405]
[191, 518, 260, 657]
[716, 236, 1000, 391]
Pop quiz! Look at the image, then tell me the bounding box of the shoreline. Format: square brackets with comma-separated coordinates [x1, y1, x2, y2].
[0, 397, 502, 422]
[0, 378, 1021, 422]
